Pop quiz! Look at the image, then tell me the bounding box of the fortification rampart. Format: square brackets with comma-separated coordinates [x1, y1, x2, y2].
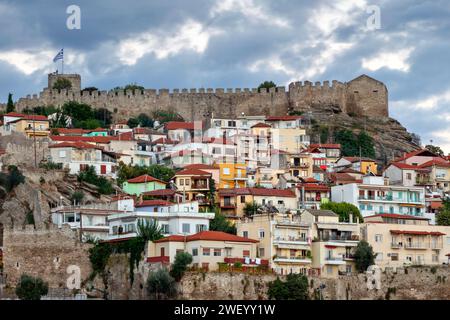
[12, 74, 388, 121]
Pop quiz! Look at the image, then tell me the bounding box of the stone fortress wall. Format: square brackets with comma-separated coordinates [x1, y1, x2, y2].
[11, 73, 389, 122]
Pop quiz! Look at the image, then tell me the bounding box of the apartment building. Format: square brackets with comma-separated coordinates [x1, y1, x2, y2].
[331, 176, 426, 218]
[362, 214, 450, 269]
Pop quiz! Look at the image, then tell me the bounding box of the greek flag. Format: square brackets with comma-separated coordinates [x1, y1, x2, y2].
[53, 49, 64, 62]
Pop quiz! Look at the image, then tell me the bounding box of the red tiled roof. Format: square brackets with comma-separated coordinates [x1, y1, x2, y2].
[310, 144, 341, 149]
[430, 202, 443, 210]
[111, 131, 134, 141]
[135, 200, 173, 207]
[390, 230, 446, 236]
[56, 128, 87, 135]
[266, 116, 303, 121]
[365, 213, 429, 221]
[175, 168, 212, 176]
[4, 112, 25, 117]
[126, 175, 167, 184]
[419, 159, 450, 168]
[154, 231, 259, 243]
[390, 162, 422, 170]
[23, 114, 48, 121]
[152, 137, 178, 145]
[394, 149, 438, 162]
[48, 141, 100, 150]
[297, 183, 330, 192]
[218, 188, 296, 198]
[251, 123, 271, 128]
[165, 121, 196, 130]
[301, 177, 319, 183]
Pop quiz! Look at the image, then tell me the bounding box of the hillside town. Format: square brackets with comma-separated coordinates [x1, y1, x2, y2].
[0, 78, 450, 301]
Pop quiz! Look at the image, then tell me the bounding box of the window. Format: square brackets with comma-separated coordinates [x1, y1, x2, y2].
[112, 226, 118, 235]
[359, 204, 366, 210]
[161, 224, 169, 234]
[432, 255, 438, 263]
[240, 196, 246, 203]
[258, 248, 265, 258]
[259, 229, 265, 239]
[406, 173, 412, 180]
[179, 179, 184, 186]
[203, 248, 211, 256]
[243, 250, 250, 258]
[185, 179, 190, 186]
[390, 253, 399, 261]
[59, 150, 66, 158]
[278, 200, 284, 205]
[243, 231, 249, 238]
[196, 224, 207, 233]
[192, 248, 198, 256]
[375, 234, 383, 242]
[182, 223, 190, 234]
[223, 168, 230, 175]
[327, 266, 333, 275]
[214, 249, 221, 257]
[212, 147, 221, 154]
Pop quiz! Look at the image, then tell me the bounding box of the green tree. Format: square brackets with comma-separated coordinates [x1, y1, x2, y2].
[425, 144, 444, 157]
[52, 78, 72, 90]
[320, 202, 363, 223]
[6, 93, 15, 113]
[94, 108, 113, 127]
[137, 219, 164, 242]
[127, 118, 140, 129]
[78, 166, 114, 195]
[78, 119, 103, 130]
[137, 113, 154, 128]
[147, 268, 177, 300]
[62, 101, 94, 125]
[243, 201, 262, 217]
[354, 240, 377, 273]
[258, 81, 277, 92]
[357, 131, 376, 159]
[268, 274, 309, 300]
[71, 190, 85, 205]
[0, 165, 25, 192]
[436, 199, 450, 226]
[152, 110, 184, 124]
[208, 178, 216, 206]
[170, 252, 193, 282]
[209, 209, 237, 235]
[15, 274, 49, 300]
[82, 87, 99, 93]
[334, 129, 376, 158]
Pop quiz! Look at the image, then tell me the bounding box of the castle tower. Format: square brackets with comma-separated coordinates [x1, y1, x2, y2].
[47, 73, 81, 91]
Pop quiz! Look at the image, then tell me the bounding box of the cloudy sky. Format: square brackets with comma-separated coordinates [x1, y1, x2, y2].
[0, 0, 449, 152]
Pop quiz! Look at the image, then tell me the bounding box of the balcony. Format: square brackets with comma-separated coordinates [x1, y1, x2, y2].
[404, 242, 427, 250]
[325, 256, 346, 265]
[273, 236, 309, 248]
[273, 256, 312, 264]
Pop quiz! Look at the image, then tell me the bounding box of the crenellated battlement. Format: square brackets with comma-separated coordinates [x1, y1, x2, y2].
[12, 73, 388, 121]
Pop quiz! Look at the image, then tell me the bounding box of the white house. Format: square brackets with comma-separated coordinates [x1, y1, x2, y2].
[331, 176, 426, 218]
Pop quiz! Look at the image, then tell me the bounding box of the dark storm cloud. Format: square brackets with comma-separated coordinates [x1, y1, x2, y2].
[0, 0, 449, 151]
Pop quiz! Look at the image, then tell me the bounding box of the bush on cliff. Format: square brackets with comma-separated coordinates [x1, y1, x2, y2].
[170, 252, 193, 282]
[15, 274, 49, 300]
[267, 274, 309, 300]
[147, 269, 177, 300]
[354, 240, 377, 273]
[0, 165, 25, 193]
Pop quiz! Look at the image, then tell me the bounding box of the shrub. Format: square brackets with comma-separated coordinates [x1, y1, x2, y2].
[71, 191, 85, 205]
[268, 274, 309, 300]
[170, 252, 193, 281]
[354, 241, 377, 273]
[15, 274, 48, 300]
[147, 269, 177, 300]
[0, 165, 25, 192]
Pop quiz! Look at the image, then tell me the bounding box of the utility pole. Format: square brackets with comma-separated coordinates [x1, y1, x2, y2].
[33, 117, 37, 168]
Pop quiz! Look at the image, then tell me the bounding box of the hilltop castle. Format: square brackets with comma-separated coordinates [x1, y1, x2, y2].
[12, 73, 388, 121]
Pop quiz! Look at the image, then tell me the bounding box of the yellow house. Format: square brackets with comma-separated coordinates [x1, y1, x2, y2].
[335, 157, 378, 175]
[362, 214, 450, 269]
[217, 163, 247, 189]
[7, 115, 50, 138]
[287, 153, 314, 178]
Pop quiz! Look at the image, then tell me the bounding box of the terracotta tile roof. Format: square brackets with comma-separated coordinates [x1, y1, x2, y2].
[336, 167, 363, 174]
[430, 202, 443, 210]
[420, 159, 450, 168]
[251, 122, 271, 128]
[218, 188, 296, 198]
[390, 162, 422, 170]
[126, 175, 167, 184]
[394, 149, 438, 162]
[3, 112, 25, 117]
[365, 213, 429, 221]
[297, 183, 330, 191]
[310, 144, 341, 149]
[22, 114, 48, 121]
[154, 231, 259, 243]
[48, 141, 100, 150]
[165, 121, 197, 130]
[56, 128, 87, 135]
[152, 137, 178, 145]
[266, 116, 303, 121]
[135, 200, 173, 207]
[175, 168, 212, 176]
[390, 230, 446, 236]
[111, 131, 134, 141]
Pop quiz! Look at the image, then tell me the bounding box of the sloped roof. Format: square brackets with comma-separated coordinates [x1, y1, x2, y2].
[251, 122, 271, 128]
[154, 231, 259, 243]
[126, 175, 167, 184]
[48, 141, 100, 150]
[135, 200, 173, 207]
[365, 213, 429, 221]
[175, 168, 212, 176]
[307, 209, 337, 217]
[266, 116, 303, 121]
[165, 121, 196, 130]
[310, 144, 341, 149]
[218, 188, 296, 198]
